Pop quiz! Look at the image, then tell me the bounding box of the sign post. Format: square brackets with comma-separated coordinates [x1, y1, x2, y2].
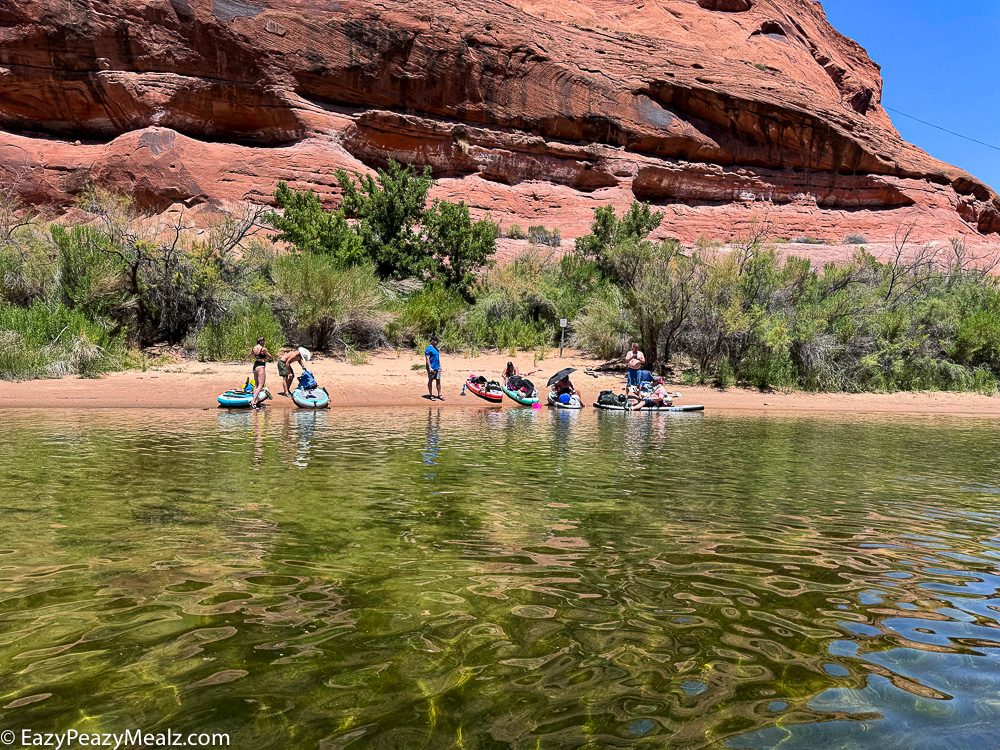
[559, 318, 567, 357]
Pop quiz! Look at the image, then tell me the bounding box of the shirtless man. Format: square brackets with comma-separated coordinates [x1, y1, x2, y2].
[625, 343, 645, 392]
[278, 347, 311, 396]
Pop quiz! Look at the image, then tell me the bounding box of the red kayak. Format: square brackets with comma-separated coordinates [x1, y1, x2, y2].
[466, 375, 503, 402]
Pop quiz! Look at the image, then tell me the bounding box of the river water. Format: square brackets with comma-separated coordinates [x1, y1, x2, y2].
[1, 407, 1000, 748]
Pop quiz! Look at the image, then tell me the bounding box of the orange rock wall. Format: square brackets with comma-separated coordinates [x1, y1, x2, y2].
[1, 0, 997, 244]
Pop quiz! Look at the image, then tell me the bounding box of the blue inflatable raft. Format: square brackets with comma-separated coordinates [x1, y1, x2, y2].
[217, 379, 261, 408]
[292, 387, 330, 409]
[291, 369, 330, 408]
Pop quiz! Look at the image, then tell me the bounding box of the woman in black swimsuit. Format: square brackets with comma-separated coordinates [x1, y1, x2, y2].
[250, 336, 271, 408]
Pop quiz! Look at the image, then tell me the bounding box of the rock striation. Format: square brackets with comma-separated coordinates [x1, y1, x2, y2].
[0, 0, 997, 244]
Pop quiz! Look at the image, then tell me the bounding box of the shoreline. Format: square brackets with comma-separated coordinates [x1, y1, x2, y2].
[2, 350, 999, 417]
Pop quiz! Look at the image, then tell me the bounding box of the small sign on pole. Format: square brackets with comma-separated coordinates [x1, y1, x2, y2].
[559, 319, 567, 357]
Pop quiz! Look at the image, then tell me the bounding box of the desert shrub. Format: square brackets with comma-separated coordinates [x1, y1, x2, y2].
[272, 255, 387, 350]
[390, 283, 467, 343]
[844, 233, 869, 245]
[51, 190, 272, 347]
[572, 285, 634, 360]
[505, 224, 528, 240]
[572, 202, 700, 366]
[791, 235, 825, 245]
[53, 225, 130, 323]
[194, 304, 285, 362]
[0, 232, 56, 305]
[0, 301, 131, 380]
[527, 225, 561, 247]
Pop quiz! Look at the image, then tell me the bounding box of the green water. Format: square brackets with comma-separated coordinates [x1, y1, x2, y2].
[2, 407, 1000, 749]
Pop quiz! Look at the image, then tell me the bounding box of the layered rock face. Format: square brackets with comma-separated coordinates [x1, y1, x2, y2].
[1, 0, 997, 243]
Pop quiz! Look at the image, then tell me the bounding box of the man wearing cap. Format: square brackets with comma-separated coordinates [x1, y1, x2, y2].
[635, 376, 673, 410]
[278, 346, 312, 397]
[425, 336, 443, 401]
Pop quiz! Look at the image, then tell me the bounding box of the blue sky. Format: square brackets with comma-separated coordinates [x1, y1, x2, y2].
[820, 0, 1000, 191]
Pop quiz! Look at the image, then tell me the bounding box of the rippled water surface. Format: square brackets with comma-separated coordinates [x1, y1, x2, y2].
[2, 407, 1000, 748]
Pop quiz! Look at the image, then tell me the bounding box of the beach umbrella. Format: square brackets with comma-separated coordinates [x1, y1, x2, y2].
[547, 368, 577, 387]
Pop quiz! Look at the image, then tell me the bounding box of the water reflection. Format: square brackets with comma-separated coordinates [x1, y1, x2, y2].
[422, 407, 441, 481]
[292, 409, 327, 469]
[1, 410, 1000, 748]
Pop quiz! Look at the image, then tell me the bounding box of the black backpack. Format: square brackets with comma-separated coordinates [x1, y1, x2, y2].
[597, 390, 628, 407]
[508, 376, 534, 393]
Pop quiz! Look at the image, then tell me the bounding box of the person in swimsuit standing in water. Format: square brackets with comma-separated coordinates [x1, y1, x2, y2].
[250, 336, 271, 408]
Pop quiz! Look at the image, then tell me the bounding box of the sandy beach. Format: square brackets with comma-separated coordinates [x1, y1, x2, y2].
[2, 349, 1000, 417]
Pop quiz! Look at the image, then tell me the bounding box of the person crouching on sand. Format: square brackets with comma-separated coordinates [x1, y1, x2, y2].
[278, 346, 312, 396]
[250, 336, 272, 408]
[502, 361, 519, 381]
[425, 336, 443, 401]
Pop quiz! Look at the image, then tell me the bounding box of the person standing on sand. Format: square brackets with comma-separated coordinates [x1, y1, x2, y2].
[250, 337, 272, 408]
[425, 336, 444, 401]
[625, 343, 645, 391]
[278, 346, 312, 396]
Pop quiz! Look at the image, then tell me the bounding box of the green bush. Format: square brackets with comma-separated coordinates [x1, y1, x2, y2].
[572, 286, 634, 360]
[272, 255, 387, 349]
[0, 301, 132, 380]
[268, 161, 498, 292]
[390, 283, 467, 343]
[844, 233, 868, 245]
[267, 182, 364, 264]
[0, 231, 56, 306]
[505, 224, 528, 240]
[194, 304, 285, 362]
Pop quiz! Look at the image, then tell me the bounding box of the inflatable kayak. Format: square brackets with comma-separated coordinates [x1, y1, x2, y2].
[595, 401, 705, 412]
[292, 386, 330, 409]
[466, 375, 504, 403]
[502, 377, 539, 405]
[218, 389, 254, 408]
[634, 403, 704, 412]
[547, 391, 584, 410]
[218, 386, 271, 408]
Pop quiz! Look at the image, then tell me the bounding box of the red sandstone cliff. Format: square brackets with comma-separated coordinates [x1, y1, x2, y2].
[0, 0, 997, 243]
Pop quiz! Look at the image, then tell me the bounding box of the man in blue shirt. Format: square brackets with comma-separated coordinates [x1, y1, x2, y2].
[424, 336, 443, 400]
